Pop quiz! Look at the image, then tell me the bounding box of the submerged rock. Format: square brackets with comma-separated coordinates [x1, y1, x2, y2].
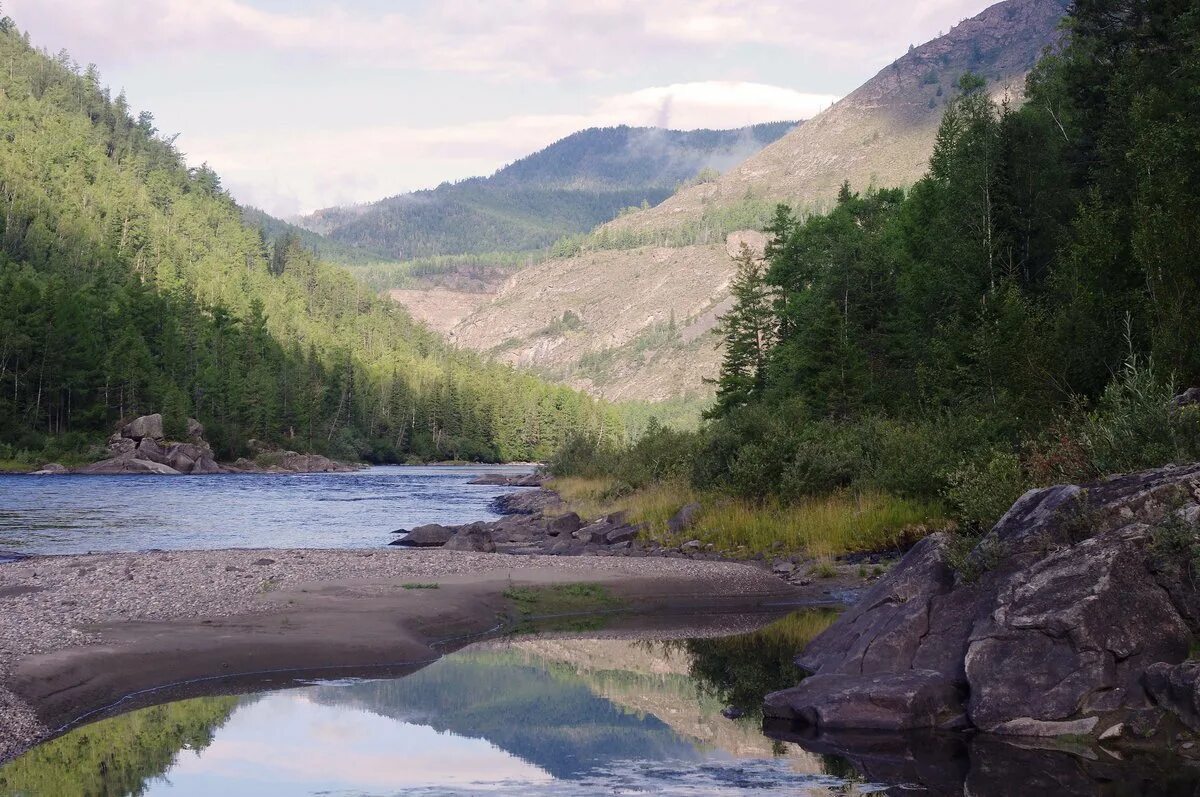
[765, 462, 1200, 743]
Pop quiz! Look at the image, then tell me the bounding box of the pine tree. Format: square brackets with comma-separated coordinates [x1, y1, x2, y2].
[707, 244, 777, 418]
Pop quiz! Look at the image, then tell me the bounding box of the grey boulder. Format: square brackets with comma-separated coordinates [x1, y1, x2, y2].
[391, 524, 455, 547]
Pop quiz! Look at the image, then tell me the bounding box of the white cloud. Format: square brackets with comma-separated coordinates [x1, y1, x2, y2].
[184, 81, 836, 216]
[9, 0, 991, 79]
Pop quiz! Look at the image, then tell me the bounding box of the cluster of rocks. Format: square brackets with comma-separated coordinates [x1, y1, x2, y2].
[75, 414, 222, 475]
[32, 414, 358, 476]
[763, 461, 1200, 750]
[389, 490, 712, 559]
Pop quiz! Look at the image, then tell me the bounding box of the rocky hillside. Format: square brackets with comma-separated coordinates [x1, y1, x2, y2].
[440, 0, 1068, 405]
[602, 0, 1069, 241]
[451, 232, 766, 403]
[298, 123, 796, 261]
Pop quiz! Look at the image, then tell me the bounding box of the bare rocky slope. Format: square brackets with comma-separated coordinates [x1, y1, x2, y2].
[434, 0, 1069, 404]
[602, 0, 1069, 240]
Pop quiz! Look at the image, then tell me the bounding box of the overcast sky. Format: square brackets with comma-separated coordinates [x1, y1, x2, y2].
[9, 0, 994, 217]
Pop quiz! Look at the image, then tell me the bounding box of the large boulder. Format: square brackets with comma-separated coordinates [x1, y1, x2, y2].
[77, 456, 182, 475]
[546, 512, 582, 537]
[764, 670, 966, 731]
[765, 462, 1200, 743]
[444, 524, 497, 553]
[668, 502, 703, 535]
[391, 524, 455, 547]
[120, 413, 164, 441]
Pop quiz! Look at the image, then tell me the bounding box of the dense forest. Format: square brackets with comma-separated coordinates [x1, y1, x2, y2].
[0, 17, 622, 466]
[557, 0, 1200, 536]
[301, 123, 796, 261]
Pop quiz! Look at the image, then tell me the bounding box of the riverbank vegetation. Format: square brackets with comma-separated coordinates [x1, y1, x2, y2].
[550, 1, 1200, 555]
[0, 17, 622, 466]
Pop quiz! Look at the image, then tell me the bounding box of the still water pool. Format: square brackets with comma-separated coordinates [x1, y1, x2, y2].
[1, 611, 1195, 796]
[0, 466, 529, 555]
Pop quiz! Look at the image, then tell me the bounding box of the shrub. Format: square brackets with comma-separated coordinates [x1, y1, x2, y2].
[944, 449, 1027, 532]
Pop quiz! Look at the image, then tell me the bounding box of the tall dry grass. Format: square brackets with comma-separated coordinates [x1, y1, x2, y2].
[549, 477, 948, 558]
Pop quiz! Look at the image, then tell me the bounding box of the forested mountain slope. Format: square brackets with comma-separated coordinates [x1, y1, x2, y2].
[298, 123, 796, 261]
[446, 0, 1068, 405]
[0, 18, 620, 465]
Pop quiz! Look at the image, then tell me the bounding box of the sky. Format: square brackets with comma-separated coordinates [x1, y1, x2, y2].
[9, 0, 995, 217]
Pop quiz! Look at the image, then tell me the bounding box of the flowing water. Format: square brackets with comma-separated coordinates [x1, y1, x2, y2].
[0, 466, 531, 555]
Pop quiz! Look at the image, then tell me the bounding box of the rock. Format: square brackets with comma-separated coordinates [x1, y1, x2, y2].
[1173, 388, 1200, 408]
[186, 417, 205, 440]
[721, 706, 745, 720]
[493, 489, 563, 516]
[668, 502, 703, 535]
[1142, 661, 1200, 731]
[444, 524, 497, 553]
[765, 670, 965, 731]
[547, 512, 582, 537]
[605, 525, 640, 545]
[391, 524, 455, 547]
[681, 539, 703, 553]
[121, 413, 164, 441]
[277, 452, 354, 473]
[766, 461, 1200, 739]
[136, 437, 170, 464]
[106, 436, 137, 457]
[252, 558, 276, 566]
[77, 456, 182, 475]
[29, 463, 68, 475]
[574, 520, 614, 545]
[772, 560, 797, 575]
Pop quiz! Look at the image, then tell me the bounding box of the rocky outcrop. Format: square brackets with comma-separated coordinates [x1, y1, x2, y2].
[77, 415, 220, 475]
[467, 472, 544, 487]
[68, 414, 359, 475]
[29, 463, 68, 476]
[765, 462, 1200, 746]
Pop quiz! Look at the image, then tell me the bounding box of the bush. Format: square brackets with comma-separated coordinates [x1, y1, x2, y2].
[944, 448, 1027, 532]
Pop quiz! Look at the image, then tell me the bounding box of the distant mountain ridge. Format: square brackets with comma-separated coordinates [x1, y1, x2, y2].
[297, 122, 797, 260]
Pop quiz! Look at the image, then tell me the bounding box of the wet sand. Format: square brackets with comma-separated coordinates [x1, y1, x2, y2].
[0, 548, 802, 763]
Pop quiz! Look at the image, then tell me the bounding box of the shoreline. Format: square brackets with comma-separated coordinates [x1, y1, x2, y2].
[0, 548, 802, 765]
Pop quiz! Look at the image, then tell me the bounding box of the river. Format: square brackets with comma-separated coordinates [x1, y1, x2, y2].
[0, 465, 531, 555]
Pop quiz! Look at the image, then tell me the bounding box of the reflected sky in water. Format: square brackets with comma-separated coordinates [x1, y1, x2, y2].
[155, 692, 555, 796]
[0, 629, 871, 797]
[0, 465, 530, 554]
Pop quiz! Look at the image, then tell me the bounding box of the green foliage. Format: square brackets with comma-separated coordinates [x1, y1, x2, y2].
[0, 696, 239, 796]
[311, 123, 795, 262]
[549, 2, 1200, 536]
[0, 22, 621, 464]
[945, 449, 1027, 532]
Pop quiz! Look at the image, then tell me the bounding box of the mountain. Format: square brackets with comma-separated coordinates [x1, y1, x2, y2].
[298, 123, 797, 261]
[240, 206, 393, 267]
[601, 0, 1070, 241]
[441, 0, 1070, 406]
[0, 18, 619, 466]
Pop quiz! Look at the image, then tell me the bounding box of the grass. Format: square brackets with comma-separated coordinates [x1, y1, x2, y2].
[502, 583, 624, 617]
[549, 477, 949, 559]
[402, 582, 439, 590]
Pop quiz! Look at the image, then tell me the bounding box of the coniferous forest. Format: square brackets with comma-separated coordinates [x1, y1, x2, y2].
[0, 19, 622, 466]
[555, 0, 1200, 536]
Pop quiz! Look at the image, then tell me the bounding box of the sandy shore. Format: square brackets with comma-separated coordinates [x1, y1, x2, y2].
[0, 548, 800, 764]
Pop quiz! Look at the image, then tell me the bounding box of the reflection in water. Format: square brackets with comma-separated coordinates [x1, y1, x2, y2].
[3, 609, 1195, 795]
